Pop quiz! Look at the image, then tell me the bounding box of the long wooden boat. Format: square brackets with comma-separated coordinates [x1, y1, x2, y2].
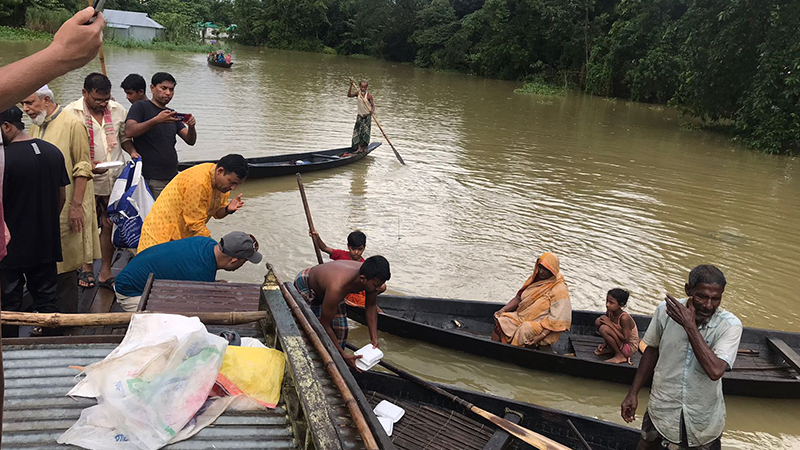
[354, 371, 640, 450]
[177, 142, 381, 178]
[347, 295, 800, 398]
[208, 60, 233, 68]
[283, 282, 641, 450]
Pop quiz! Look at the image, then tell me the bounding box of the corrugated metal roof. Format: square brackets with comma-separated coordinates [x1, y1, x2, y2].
[103, 9, 165, 29]
[2, 343, 296, 449]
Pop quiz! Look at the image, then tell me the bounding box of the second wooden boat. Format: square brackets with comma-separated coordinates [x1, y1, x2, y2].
[347, 295, 800, 398]
[208, 60, 234, 68]
[177, 142, 381, 178]
[283, 282, 641, 450]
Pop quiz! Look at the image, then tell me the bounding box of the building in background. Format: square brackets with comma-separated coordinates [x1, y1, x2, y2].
[103, 9, 164, 42]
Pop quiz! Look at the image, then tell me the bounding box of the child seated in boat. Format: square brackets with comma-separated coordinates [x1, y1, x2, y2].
[594, 288, 640, 364]
[309, 230, 385, 307]
[225, 53, 232, 64]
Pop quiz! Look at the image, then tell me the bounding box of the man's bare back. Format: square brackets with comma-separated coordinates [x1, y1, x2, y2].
[307, 260, 364, 306]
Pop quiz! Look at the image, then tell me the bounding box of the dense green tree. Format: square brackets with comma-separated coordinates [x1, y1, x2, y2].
[411, 0, 459, 68]
[217, 0, 800, 154]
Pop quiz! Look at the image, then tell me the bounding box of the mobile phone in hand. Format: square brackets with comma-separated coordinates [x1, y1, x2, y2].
[86, 0, 105, 24]
[174, 113, 192, 123]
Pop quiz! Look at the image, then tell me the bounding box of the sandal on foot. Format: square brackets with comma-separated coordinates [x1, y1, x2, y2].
[78, 270, 96, 289]
[97, 277, 115, 291]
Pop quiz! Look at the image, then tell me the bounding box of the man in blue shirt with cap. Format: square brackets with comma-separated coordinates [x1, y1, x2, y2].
[113, 231, 261, 311]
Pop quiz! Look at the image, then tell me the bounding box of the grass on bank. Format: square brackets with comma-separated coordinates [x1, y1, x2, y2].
[514, 79, 567, 97]
[0, 27, 219, 53]
[105, 38, 220, 53]
[0, 26, 52, 41]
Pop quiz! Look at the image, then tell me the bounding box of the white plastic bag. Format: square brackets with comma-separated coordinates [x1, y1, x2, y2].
[106, 159, 155, 249]
[59, 314, 228, 450]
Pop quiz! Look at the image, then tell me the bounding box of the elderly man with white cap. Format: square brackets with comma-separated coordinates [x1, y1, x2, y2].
[112, 232, 262, 311]
[20, 84, 100, 309]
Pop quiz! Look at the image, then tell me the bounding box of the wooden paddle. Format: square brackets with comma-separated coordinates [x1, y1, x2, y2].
[296, 173, 324, 264]
[344, 343, 571, 450]
[349, 79, 406, 165]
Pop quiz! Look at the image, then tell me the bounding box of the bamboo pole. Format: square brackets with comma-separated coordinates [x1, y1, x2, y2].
[296, 173, 324, 264]
[0, 311, 267, 327]
[275, 275, 379, 450]
[349, 79, 406, 165]
[88, 0, 107, 76]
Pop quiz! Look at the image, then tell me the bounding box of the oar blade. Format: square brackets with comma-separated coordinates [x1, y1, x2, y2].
[472, 407, 571, 450]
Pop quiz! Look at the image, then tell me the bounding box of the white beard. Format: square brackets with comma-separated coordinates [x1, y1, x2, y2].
[29, 110, 47, 126]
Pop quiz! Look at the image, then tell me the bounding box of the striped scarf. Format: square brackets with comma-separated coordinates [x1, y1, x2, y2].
[84, 102, 117, 161]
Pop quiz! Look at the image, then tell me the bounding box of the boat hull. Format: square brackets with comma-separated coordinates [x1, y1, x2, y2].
[348, 295, 800, 398]
[177, 142, 380, 178]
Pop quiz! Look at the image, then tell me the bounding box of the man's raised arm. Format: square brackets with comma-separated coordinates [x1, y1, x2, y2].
[0, 8, 104, 111]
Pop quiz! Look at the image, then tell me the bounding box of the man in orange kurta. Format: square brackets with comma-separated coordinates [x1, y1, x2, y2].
[137, 154, 248, 253]
[491, 252, 572, 347]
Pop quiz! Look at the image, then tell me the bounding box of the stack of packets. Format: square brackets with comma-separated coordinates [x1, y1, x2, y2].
[373, 400, 405, 436]
[354, 344, 384, 371]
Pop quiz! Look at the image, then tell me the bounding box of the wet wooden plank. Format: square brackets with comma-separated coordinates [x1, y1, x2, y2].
[143, 279, 261, 312]
[261, 284, 345, 450]
[767, 337, 800, 376]
[482, 411, 522, 450]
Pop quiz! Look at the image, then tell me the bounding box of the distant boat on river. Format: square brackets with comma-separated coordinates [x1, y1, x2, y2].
[178, 142, 381, 178]
[208, 59, 233, 68]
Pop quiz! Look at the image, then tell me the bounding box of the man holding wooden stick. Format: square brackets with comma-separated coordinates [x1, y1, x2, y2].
[348, 79, 374, 153]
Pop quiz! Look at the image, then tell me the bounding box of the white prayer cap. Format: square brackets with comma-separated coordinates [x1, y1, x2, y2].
[35, 84, 54, 101]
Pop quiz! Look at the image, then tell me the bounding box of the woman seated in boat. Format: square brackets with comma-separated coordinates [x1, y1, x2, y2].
[491, 252, 572, 348]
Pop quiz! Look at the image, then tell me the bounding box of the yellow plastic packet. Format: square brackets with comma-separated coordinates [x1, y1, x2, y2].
[216, 346, 285, 408]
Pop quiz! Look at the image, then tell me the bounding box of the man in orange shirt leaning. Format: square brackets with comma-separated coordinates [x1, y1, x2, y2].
[137, 154, 247, 252]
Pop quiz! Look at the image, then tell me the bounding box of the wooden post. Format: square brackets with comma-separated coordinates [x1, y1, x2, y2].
[0, 311, 268, 327]
[277, 279, 379, 449]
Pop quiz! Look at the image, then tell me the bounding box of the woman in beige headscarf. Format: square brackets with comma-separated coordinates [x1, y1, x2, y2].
[491, 252, 572, 347]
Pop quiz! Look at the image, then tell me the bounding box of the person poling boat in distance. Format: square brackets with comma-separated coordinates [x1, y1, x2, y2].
[621, 264, 742, 450]
[294, 256, 390, 370]
[348, 79, 374, 154]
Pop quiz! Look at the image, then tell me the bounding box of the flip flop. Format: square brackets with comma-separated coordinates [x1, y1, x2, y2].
[97, 277, 115, 291]
[78, 270, 96, 289]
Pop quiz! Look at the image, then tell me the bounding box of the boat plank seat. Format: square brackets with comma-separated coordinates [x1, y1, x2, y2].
[767, 337, 800, 376]
[365, 390, 493, 450]
[568, 334, 643, 365]
[482, 411, 522, 450]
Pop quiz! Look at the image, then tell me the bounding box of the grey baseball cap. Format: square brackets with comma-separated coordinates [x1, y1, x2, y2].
[220, 231, 262, 263]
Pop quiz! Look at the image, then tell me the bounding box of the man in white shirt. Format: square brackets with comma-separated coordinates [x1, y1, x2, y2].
[621, 265, 742, 450]
[65, 73, 139, 288]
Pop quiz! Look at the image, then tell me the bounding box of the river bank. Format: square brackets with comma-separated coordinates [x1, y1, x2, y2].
[0, 26, 218, 52]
